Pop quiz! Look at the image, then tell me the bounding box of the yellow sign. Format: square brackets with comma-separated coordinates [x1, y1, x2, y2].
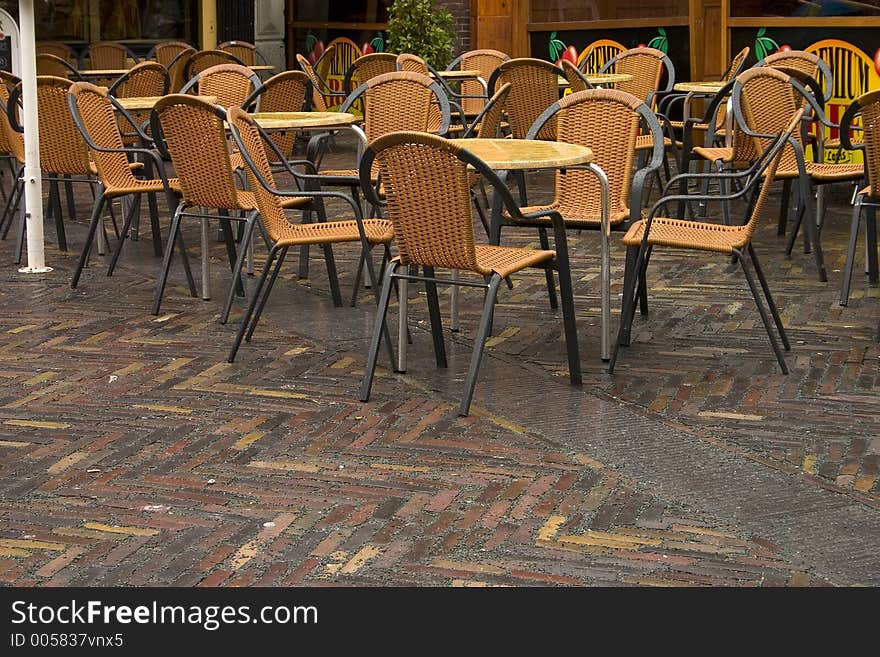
[322, 37, 362, 112]
[806, 39, 879, 164]
[576, 39, 626, 75]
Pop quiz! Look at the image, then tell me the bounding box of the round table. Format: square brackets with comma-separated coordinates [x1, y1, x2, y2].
[461, 138, 593, 169]
[251, 111, 360, 130]
[114, 95, 218, 111]
[558, 72, 634, 88]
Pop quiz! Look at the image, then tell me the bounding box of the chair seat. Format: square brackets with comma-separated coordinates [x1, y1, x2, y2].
[106, 176, 179, 196]
[826, 136, 863, 150]
[622, 216, 750, 254]
[234, 190, 310, 212]
[635, 134, 672, 150]
[473, 243, 554, 278]
[516, 203, 631, 227]
[691, 145, 747, 165]
[275, 217, 394, 247]
[774, 161, 864, 181]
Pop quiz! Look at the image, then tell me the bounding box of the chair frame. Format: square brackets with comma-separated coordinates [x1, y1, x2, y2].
[358, 131, 582, 416]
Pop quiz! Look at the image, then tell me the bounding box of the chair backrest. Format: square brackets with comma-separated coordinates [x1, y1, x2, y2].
[151, 94, 240, 209]
[180, 63, 261, 111]
[577, 39, 625, 75]
[67, 82, 143, 191]
[488, 58, 563, 140]
[226, 106, 304, 243]
[340, 71, 451, 142]
[0, 72, 24, 161]
[397, 53, 430, 75]
[362, 131, 485, 273]
[760, 50, 833, 104]
[723, 46, 751, 83]
[529, 88, 662, 222]
[36, 53, 79, 79]
[469, 82, 512, 139]
[600, 47, 674, 107]
[314, 42, 337, 82]
[166, 46, 196, 92]
[218, 40, 258, 66]
[296, 53, 331, 111]
[33, 76, 93, 176]
[344, 53, 398, 94]
[733, 66, 804, 172]
[37, 41, 77, 66]
[449, 48, 509, 116]
[108, 61, 169, 98]
[840, 89, 880, 198]
[86, 42, 134, 69]
[248, 70, 310, 160]
[560, 60, 591, 93]
[151, 41, 192, 68]
[185, 49, 245, 80]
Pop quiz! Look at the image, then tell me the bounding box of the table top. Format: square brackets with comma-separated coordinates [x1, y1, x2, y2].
[78, 69, 129, 77]
[558, 72, 634, 87]
[461, 138, 592, 170]
[249, 65, 275, 72]
[673, 81, 727, 94]
[115, 95, 218, 110]
[433, 69, 483, 80]
[251, 111, 359, 129]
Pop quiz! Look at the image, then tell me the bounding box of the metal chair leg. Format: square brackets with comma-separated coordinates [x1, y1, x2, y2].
[459, 274, 502, 416]
[227, 246, 280, 362]
[360, 260, 398, 402]
[70, 194, 109, 288]
[747, 244, 789, 351]
[244, 247, 289, 343]
[151, 205, 185, 314]
[739, 248, 788, 374]
[107, 193, 142, 277]
[840, 197, 864, 306]
[538, 227, 558, 310]
[423, 266, 448, 368]
[220, 216, 257, 325]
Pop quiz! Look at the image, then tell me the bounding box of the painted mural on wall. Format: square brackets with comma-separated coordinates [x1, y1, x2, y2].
[300, 31, 386, 112]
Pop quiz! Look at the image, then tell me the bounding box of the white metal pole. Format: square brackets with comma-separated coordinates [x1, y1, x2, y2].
[18, 0, 50, 273]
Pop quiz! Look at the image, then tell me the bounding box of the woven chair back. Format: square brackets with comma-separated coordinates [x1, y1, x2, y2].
[252, 70, 310, 158]
[109, 61, 169, 98]
[396, 53, 429, 75]
[152, 94, 239, 209]
[36, 76, 92, 176]
[458, 49, 507, 115]
[226, 107, 294, 242]
[602, 47, 666, 106]
[218, 40, 257, 66]
[189, 63, 259, 110]
[295, 54, 330, 111]
[37, 41, 76, 64]
[68, 82, 141, 192]
[185, 49, 244, 80]
[554, 89, 644, 220]
[736, 66, 802, 172]
[153, 41, 192, 68]
[86, 42, 129, 69]
[356, 71, 443, 141]
[166, 46, 195, 92]
[36, 53, 74, 78]
[475, 82, 511, 138]
[345, 53, 397, 93]
[0, 75, 23, 161]
[491, 58, 562, 140]
[370, 132, 480, 272]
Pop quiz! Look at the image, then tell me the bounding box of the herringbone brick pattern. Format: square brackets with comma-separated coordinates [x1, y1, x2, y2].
[0, 136, 876, 586]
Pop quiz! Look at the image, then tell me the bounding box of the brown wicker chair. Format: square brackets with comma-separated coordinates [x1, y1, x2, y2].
[166, 46, 196, 92]
[179, 63, 261, 111]
[396, 53, 468, 134]
[184, 49, 245, 81]
[36, 53, 80, 79]
[246, 70, 310, 163]
[85, 41, 136, 70]
[108, 61, 170, 145]
[560, 59, 592, 93]
[0, 74, 26, 247]
[734, 66, 864, 282]
[149, 41, 192, 68]
[296, 53, 345, 112]
[66, 82, 185, 291]
[218, 40, 263, 67]
[838, 89, 880, 306]
[224, 106, 396, 361]
[447, 48, 508, 117]
[343, 53, 398, 94]
[358, 131, 582, 416]
[609, 111, 805, 375]
[37, 41, 78, 65]
[487, 58, 562, 141]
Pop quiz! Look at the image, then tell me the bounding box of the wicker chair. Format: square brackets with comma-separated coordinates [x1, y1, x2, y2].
[36, 53, 81, 79]
[396, 53, 468, 133]
[66, 82, 186, 291]
[224, 106, 396, 361]
[733, 66, 864, 282]
[179, 63, 261, 111]
[0, 74, 26, 247]
[85, 42, 136, 69]
[184, 49, 245, 81]
[487, 58, 562, 141]
[560, 59, 592, 93]
[447, 48, 509, 117]
[218, 40, 266, 67]
[358, 131, 582, 416]
[149, 41, 192, 68]
[245, 70, 310, 164]
[166, 46, 196, 92]
[37, 41, 78, 66]
[609, 111, 805, 375]
[838, 89, 880, 306]
[295, 53, 345, 112]
[343, 53, 398, 94]
[577, 40, 625, 75]
[108, 61, 170, 145]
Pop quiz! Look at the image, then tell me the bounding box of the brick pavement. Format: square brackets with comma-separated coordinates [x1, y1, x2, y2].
[0, 135, 877, 586]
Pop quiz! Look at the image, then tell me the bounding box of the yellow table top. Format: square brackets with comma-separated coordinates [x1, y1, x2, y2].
[461, 138, 592, 170]
[78, 69, 129, 77]
[251, 111, 360, 129]
[673, 81, 727, 93]
[115, 95, 218, 110]
[249, 65, 275, 72]
[558, 72, 634, 87]
[433, 69, 483, 80]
